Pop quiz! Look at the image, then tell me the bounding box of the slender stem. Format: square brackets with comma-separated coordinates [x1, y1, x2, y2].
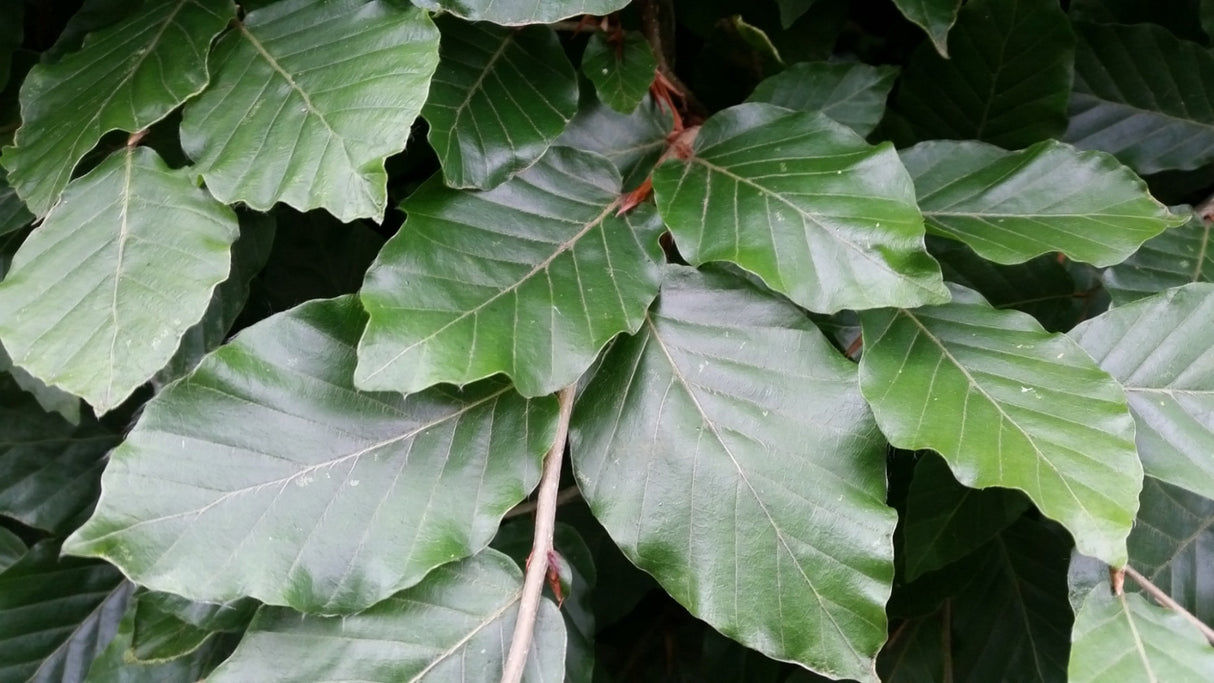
[501, 386, 577, 683]
[503, 486, 582, 519]
[1123, 565, 1214, 646]
[639, 0, 705, 117]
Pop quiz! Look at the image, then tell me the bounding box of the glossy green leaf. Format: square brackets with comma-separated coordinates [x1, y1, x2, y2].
[0, 529, 22, 574]
[1103, 209, 1213, 305]
[64, 296, 558, 613]
[209, 550, 566, 682]
[356, 147, 665, 398]
[885, 0, 1074, 148]
[124, 592, 252, 663]
[557, 89, 672, 190]
[411, 0, 630, 25]
[1127, 477, 1214, 625]
[859, 284, 1142, 565]
[582, 31, 657, 114]
[1070, 284, 1214, 501]
[746, 61, 897, 137]
[891, 0, 961, 56]
[0, 542, 131, 683]
[0, 0, 233, 216]
[0, 146, 239, 413]
[652, 103, 949, 314]
[0, 170, 29, 238]
[572, 266, 896, 682]
[84, 603, 236, 683]
[902, 139, 1183, 266]
[180, 0, 440, 222]
[1065, 22, 1214, 175]
[424, 18, 577, 190]
[1069, 583, 1214, 681]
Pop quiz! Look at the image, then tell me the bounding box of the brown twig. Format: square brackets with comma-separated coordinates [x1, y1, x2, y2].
[639, 0, 704, 118]
[1123, 564, 1214, 646]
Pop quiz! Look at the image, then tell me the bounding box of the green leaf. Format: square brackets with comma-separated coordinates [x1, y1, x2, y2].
[901, 139, 1183, 266]
[885, 0, 1074, 148]
[859, 284, 1142, 565]
[180, 0, 440, 222]
[557, 89, 672, 190]
[582, 31, 657, 114]
[746, 61, 898, 137]
[651, 103, 949, 314]
[209, 550, 566, 682]
[356, 147, 665, 398]
[572, 266, 896, 682]
[1102, 209, 1213, 305]
[424, 18, 577, 190]
[65, 296, 557, 613]
[0, 542, 131, 683]
[1070, 0, 1208, 44]
[877, 607, 946, 682]
[0, 529, 23, 574]
[411, 0, 631, 25]
[133, 592, 257, 649]
[0, 343, 80, 425]
[1127, 477, 1214, 625]
[776, 0, 819, 28]
[891, 0, 961, 57]
[0, 146, 239, 413]
[1064, 22, 1214, 175]
[84, 602, 236, 683]
[1069, 284, 1214, 501]
[0, 0, 233, 216]
[1069, 583, 1214, 681]
[0, 170, 32, 238]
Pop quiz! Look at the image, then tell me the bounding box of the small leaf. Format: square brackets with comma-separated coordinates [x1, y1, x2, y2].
[84, 602, 236, 682]
[891, 0, 961, 56]
[64, 296, 558, 613]
[582, 31, 657, 114]
[356, 146, 665, 398]
[411, 0, 631, 25]
[424, 18, 577, 190]
[180, 0, 440, 222]
[557, 90, 672, 190]
[1070, 284, 1214, 501]
[859, 284, 1142, 565]
[902, 139, 1184, 266]
[573, 266, 896, 682]
[0, 146, 239, 413]
[652, 103, 949, 314]
[208, 550, 566, 682]
[1127, 477, 1214, 626]
[746, 61, 898, 137]
[0, 169, 31, 238]
[0, 0, 234, 216]
[1102, 209, 1213, 305]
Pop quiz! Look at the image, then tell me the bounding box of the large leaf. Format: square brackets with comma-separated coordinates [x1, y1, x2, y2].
[0, 146, 239, 413]
[64, 296, 558, 613]
[1064, 22, 1214, 175]
[411, 0, 630, 25]
[651, 103, 949, 314]
[1069, 284, 1214, 501]
[1069, 583, 1214, 681]
[859, 284, 1142, 565]
[180, 0, 440, 222]
[0, 0, 233, 216]
[901, 139, 1183, 266]
[891, 0, 961, 56]
[746, 61, 898, 137]
[209, 550, 566, 682]
[572, 266, 896, 682]
[1103, 209, 1213, 305]
[0, 543, 131, 683]
[582, 31, 657, 114]
[557, 89, 672, 190]
[885, 0, 1074, 149]
[424, 18, 577, 190]
[356, 146, 665, 398]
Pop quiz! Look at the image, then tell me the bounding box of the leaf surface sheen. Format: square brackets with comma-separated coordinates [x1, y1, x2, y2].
[652, 103, 949, 314]
[891, 0, 962, 56]
[859, 284, 1142, 565]
[582, 31, 657, 114]
[1103, 209, 1213, 304]
[180, 0, 440, 222]
[572, 266, 896, 683]
[746, 61, 898, 137]
[556, 90, 672, 190]
[411, 0, 630, 25]
[356, 146, 665, 398]
[0, 146, 239, 414]
[64, 296, 558, 614]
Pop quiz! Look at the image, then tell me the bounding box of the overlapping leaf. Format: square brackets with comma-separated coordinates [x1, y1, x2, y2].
[1103, 209, 1212, 304]
[64, 296, 558, 613]
[84, 603, 236, 682]
[209, 550, 566, 682]
[582, 31, 656, 114]
[901, 139, 1183, 266]
[557, 90, 672, 189]
[424, 18, 577, 190]
[0, 170, 29, 238]
[180, 0, 440, 222]
[0, 0, 232, 216]
[859, 284, 1142, 565]
[1064, 22, 1214, 174]
[1070, 284, 1214, 500]
[411, 0, 630, 25]
[572, 267, 896, 682]
[892, 0, 961, 56]
[651, 103, 949, 314]
[0, 147, 238, 413]
[1127, 477, 1214, 625]
[356, 146, 665, 398]
[746, 61, 897, 137]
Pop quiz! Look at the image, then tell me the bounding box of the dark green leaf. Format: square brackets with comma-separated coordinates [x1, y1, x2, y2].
[891, 0, 961, 56]
[84, 604, 236, 682]
[1127, 477, 1214, 625]
[356, 147, 665, 398]
[425, 18, 577, 189]
[65, 296, 558, 613]
[582, 31, 657, 114]
[572, 266, 896, 682]
[0, 529, 22, 574]
[1069, 0, 1207, 44]
[746, 61, 898, 137]
[134, 592, 257, 641]
[180, 0, 440, 222]
[411, 0, 631, 25]
[776, 0, 818, 28]
[877, 607, 946, 682]
[0, 169, 31, 238]
[859, 284, 1141, 565]
[557, 89, 672, 190]
[652, 103, 949, 314]
[1102, 209, 1213, 305]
